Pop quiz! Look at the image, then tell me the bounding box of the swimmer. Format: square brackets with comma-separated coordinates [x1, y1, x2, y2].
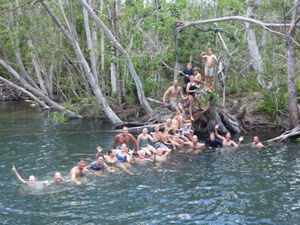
[103, 149, 118, 165]
[135, 150, 153, 163]
[185, 135, 205, 151]
[215, 124, 244, 147]
[113, 126, 137, 152]
[115, 144, 134, 175]
[12, 165, 38, 184]
[154, 148, 171, 162]
[69, 158, 89, 185]
[45, 172, 67, 186]
[88, 156, 107, 171]
[136, 128, 155, 155]
[116, 144, 133, 163]
[252, 136, 265, 148]
[205, 132, 223, 148]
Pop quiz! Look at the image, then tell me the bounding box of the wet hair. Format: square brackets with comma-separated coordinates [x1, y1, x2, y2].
[107, 150, 112, 155]
[78, 158, 85, 162]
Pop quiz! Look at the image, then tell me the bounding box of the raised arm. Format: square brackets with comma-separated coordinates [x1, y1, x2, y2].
[214, 124, 225, 140]
[95, 146, 103, 159]
[12, 166, 27, 184]
[200, 52, 207, 58]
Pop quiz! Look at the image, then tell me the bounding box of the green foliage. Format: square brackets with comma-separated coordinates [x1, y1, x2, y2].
[252, 87, 287, 118]
[51, 111, 66, 124]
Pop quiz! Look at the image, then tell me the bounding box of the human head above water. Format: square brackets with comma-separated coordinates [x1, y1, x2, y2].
[138, 150, 146, 158]
[210, 132, 215, 141]
[121, 143, 128, 152]
[28, 175, 36, 184]
[192, 135, 198, 143]
[122, 126, 129, 136]
[54, 172, 63, 183]
[78, 158, 86, 168]
[225, 132, 232, 140]
[253, 136, 260, 143]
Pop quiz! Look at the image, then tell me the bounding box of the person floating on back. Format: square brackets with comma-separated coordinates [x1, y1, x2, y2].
[200, 48, 217, 92]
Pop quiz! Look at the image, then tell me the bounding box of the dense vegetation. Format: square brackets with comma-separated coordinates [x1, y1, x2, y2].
[0, 0, 299, 127]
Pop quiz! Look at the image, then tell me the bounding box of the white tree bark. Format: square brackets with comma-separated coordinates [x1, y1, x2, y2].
[0, 59, 82, 118]
[76, 0, 153, 116]
[245, 0, 266, 88]
[286, 0, 300, 128]
[0, 76, 49, 109]
[40, 0, 122, 124]
[83, 0, 99, 85]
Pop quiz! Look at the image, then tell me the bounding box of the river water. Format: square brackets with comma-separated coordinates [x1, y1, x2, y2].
[0, 102, 299, 224]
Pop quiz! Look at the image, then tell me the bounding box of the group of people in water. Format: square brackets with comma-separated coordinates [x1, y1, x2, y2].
[12, 122, 265, 186]
[12, 48, 266, 187]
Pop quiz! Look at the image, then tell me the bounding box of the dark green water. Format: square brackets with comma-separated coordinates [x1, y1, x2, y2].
[0, 102, 299, 225]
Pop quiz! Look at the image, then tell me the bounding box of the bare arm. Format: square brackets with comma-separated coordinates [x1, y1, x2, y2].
[136, 135, 141, 151]
[215, 125, 225, 140]
[112, 136, 119, 149]
[147, 134, 154, 142]
[129, 134, 137, 151]
[12, 166, 27, 184]
[162, 87, 171, 105]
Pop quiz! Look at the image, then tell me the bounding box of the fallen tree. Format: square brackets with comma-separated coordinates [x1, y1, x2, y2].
[267, 125, 300, 142]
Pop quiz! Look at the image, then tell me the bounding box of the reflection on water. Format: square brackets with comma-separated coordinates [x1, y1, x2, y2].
[0, 102, 299, 224]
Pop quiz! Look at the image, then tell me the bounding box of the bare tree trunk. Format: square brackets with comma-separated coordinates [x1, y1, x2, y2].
[27, 37, 48, 95]
[83, 0, 99, 85]
[0, 59, 82, 118]
[40, 0, 122, 124]
[0, 76, 49, 109]
[245, 0, 266, 88]
[77, 0, 153, 116]
[100, 0, 106, 88]
[286, 0, 300, 128]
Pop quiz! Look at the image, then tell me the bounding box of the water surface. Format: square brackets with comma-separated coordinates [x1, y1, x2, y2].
[0, 102, 299, 224]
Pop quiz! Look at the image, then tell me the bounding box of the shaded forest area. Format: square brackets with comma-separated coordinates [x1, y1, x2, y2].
[0, 0, 299, 133]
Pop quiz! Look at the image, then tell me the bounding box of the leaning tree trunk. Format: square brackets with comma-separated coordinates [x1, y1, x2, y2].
[0, 76, 49, 109]
[286, 0, 300, 129]
[40, 0, 122, 124]
[0, 59, 82, 118]
[76, 0, 153, 116]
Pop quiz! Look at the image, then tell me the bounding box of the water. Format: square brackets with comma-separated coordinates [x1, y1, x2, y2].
[0, 102, 299, 224]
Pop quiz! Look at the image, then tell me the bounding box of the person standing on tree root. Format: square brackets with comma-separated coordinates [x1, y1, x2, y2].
[163, 80, 186, 111]
[200, 48, 217, 92]
[186, 76, 204, 121]
[180, 62, 194, 95]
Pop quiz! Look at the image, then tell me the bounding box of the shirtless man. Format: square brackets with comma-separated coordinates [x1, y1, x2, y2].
[136, 128, 155, 155]
[163, 80, 186, 111]
[151, 124, 169, 149]
[69, 159, 89, 184]
[252, 136, 265, 148]
[113, 126, 137, 151]
[185, 135, 205, 150]
[200, 48, 217, 92]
